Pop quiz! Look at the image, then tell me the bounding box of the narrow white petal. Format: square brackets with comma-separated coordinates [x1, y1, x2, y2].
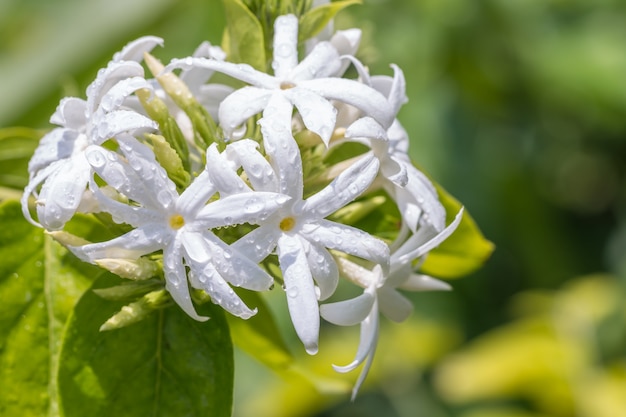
[371, 64, 408, 115]
[205, 143, 251, 195]
[190, 263, 257, 319]
[195, 192, 289, 228]
[303, 155, 379, 218]
[277, 234, 320, 354]
[330, 29, 362, 76]
[36, 156, 90, 230]
[93, 110, 157, 143]
[166, 58, 277, 89]
[164, 242, 208, 321]
[305, 220, 390, 268]
[289, 42, 341, 81]
[69, 225, 165, 263]
[259, 94, 303, 199]
[113, 36, 164, 62]
[176, 170, 217, 216]
[217, 86, 272, 137]
[231, 226, 280, 264]
[287, 87, 337, 146]
[344, 117, 387, 142]
[302, 239, 338, 300]
[272, 14, 299, 79]
[377, 287, 413, 322]
[320, 291, 374, 326]
[396, 207, 464, 263]
[28, 128, 81, 176]
[302, 78, 394, 129]
[333, 304, 378, 374]
[98, 77, 154, 113]
[86, 61, 145, 114]
[400, 274, 452, 292]
[50, 97, 87, 129]
[224, 140, 279, 192]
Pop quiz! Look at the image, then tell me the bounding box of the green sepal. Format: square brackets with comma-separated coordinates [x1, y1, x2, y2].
[146, 133, 191, 189]
[135, 88, 191, 173]
[222, 0, 267, 71]
[298, 0, 362, 43]
[420, 185, 495, 279]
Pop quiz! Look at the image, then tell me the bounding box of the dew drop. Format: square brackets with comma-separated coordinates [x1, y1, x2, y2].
[287, 286, 299, 298]
[86, 148, 107, 168]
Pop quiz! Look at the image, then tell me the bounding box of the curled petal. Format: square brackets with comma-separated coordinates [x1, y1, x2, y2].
[50, 97, 87, 129]
[86, 61, 145, 114]
[28, 128, 82, 175]
[278, 234, 320, 354]
[303, 240, 338, 301]
[287, 87, 337, 146]
[217, 86, 271, 137]
[320, 291, 375, 326]
[164, 242, 208, 321]
[113, 36, 164, 62]
[93, 110, 157, 142]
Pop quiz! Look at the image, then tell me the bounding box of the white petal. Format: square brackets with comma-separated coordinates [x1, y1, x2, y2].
[198, 232, 274, 291]
[287, 87, 337, 146]
[36, 156, 90, 230]
[166, 58, 277, 89]
[344, 117, 387, 142]
[330, 29, 362, 76]
[303, 155, 379, 218]
[396, 207, 464, 264]
[195, 84, 234, 119]
[377, 286, 413, 322]
[371, 64, 408, 115]
[224, 140, 279, 192]
[231, 226, 280, 264]
[400, 274, 452, 292]
[93, 110, 157, 142]
[259, 94, 303, 199]
[333, 304, 378, 377]
[177, 170, 217, 216]
[217, 86, 272, 137]
[302, 239, 339, 300]
[50, 97, 87, 129]
[205, 143, 251, 195]
[98, 77, 153, 113]
[302, 78, 395, 128]
[277, 234, 320, 354]
[163, 242, 208, 321]
[289, 42, 341, 81]
[189, 263, 257, 319]
[113, 36, 164, 62]
[28, 128, 81, 174]
[272, 14, 299, 79]
[70, 224, 166, 263]
[86, 61, 145, 114]
[195, 192, 289, 228]
[320, 291, 375, 326]
[305, 220, 390, 268]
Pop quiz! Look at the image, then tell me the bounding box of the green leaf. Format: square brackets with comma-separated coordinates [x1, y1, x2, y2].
[222, 0, 266, 70]
[420, 186, 494, 279]
[57, 275, 234, 417]
[0, 201, 104, 416]
[0, 127, 42, 200]
[227, 289, 293, 370]
[298, 0, 362, 43]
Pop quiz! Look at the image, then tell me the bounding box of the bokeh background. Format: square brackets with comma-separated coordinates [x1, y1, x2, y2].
[2, 0, 626, 416]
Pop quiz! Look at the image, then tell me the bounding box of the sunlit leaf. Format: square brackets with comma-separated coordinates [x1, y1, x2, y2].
[57, 275, 233, 417]
[222, 0, 266, 70]
[420, 185, 494, 279]
[298, 0, 362, 43]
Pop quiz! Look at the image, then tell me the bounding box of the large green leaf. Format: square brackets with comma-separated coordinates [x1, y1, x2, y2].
[57, 275, 234, 417]
[298, 0, 361, 43]
[221, 0, 266, 70]
[421, 186, 494, 279]
[0, 201, 104, 416]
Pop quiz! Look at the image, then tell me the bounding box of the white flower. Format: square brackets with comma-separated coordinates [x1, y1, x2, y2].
[227, 97, 389, 354]
[68, 139, 288, 320]
[22, 37, 160, 230]
[320, 208, 464, 398]
[165, 14, 394, 145]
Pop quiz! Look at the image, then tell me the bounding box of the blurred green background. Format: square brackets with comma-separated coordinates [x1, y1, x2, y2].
[2, 0, 626, 416]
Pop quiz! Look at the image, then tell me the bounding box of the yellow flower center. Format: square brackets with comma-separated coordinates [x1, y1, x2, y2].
[280, 81, 296, 90]
[169, 214, 185, 230]
[279, 216, 296, 231]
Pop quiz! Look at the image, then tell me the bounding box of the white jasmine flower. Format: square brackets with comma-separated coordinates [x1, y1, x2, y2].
[320, 208, 464, 399]
[229, 97, 389, 354]
[166, 14, 394, 145]
[69, 139, 288, 320]
[22, 37, 161, 230]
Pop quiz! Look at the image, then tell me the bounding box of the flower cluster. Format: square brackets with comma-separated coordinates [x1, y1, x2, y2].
[22, 14, 461, 396]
